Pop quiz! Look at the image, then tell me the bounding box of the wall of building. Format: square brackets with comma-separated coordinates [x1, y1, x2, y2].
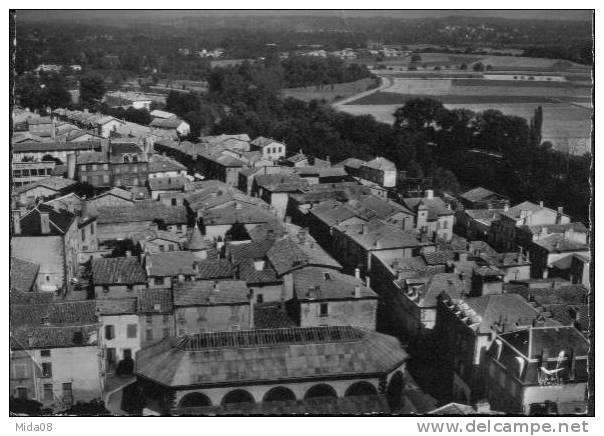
[174, 304, 252, 334]
[29, 346, 103, 408]
[100, 314, 141, 366]
[98, 220, 156, 241]
[17, 186, 59, 204]
[95, 283, 147, 299]
[139, 313, 175, 348]
[11, 235, 65, 291]
[250, 283, 286, 304]
[299, 299, 377, 330]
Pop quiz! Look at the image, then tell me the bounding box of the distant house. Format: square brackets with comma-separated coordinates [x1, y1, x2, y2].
[13, 176, 77, 205]
[149, 110, 177, 119]
[138, 289, 174, 348]
[150, 117, 191, 137]
[76, 152, 112, 188]
[337, 157, 397, 188]
[331, 219, 435, 277]
[395, 272, 467, 342]
[250, 136, 286, 161]
[434, 292, 543, 404]
[95, 201, 189, 241]
[11, 204, 90, 292]
[131, 229, 183, 256]
[96, 297, 140, 375]
[172, 280, 252, 334]
[10, 300, 102, 409]
[199, 203, 279, 240]
[11, 161, 56, 188]
[289, 266, 378, 329]
[488, 201, 571, 253]
[283, 150, 309, 167]
[91, 256, 148, 299]
[148, 154, 187, 179]
[252, 173, 308, 218]
[484, 326, 588, 415]
[12, 140, 104, 168]
[402, 190, 455, 241]
[148, 176, 187, 200]
[459, 187, 510, 210]
[85, 187, 134, 216]
[145, 251, 198, 289]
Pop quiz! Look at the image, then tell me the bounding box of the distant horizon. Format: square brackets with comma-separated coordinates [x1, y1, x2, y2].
[15, 9, 593, 23]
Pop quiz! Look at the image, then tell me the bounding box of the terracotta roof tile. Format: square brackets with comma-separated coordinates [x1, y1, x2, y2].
[91, 257, 147, 285]
[10, 257, 39, 292]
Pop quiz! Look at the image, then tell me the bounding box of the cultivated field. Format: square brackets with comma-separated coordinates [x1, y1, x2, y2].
[337, 54, 592, 155]
[281, 77, 379, 103]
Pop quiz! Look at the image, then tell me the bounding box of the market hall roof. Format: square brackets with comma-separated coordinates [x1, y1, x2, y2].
[136, 326, 408, 388]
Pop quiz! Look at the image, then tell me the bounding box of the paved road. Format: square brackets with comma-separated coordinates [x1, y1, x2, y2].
[332, 75, 393, 108]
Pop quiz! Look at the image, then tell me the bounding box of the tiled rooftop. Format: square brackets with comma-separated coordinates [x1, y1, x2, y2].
[91, 256, 147, 285]
[146, 251, 197, 277]
[293, 267, 376, 301]
[173, 280, 250, 306]
[136, 326, 407, 387]
[10, 257, 39, 292]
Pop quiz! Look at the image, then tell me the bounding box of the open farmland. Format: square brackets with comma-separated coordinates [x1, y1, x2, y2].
[337, 55, 592, 155]
[281, 77, 379, 103]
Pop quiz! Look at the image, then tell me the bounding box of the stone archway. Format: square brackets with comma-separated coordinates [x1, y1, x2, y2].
[345, 381, 378, 397]
[263, 386, 297, 403]
[222, 389, 255, 405]
[304, 384, 338, 400]
[178, 392, 212, 408]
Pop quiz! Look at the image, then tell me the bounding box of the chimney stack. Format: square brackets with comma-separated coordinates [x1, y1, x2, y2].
[355, 268, 361, 280]
[425, 189, 434, 199]
[12, 210, 21, 235]
[539, 201, 544, 208]
[354, 285, 361, 298]
[40, 211, 51, 234]
[365, 275, 371, 289]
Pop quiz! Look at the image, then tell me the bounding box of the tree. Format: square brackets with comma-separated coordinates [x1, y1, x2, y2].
[432, 167, 461, 194]
[460, 63, 468, 70]
[80, 73, 106, 106]
[393, 98, 444, 131]
[472, 62, 485, 72]
[411, 53, 422, 62]
[529, 106, 544, 147]
[41, 154, 63, 165]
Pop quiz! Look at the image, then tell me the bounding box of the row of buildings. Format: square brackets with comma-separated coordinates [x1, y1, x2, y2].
[10, 117, 590, 415]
